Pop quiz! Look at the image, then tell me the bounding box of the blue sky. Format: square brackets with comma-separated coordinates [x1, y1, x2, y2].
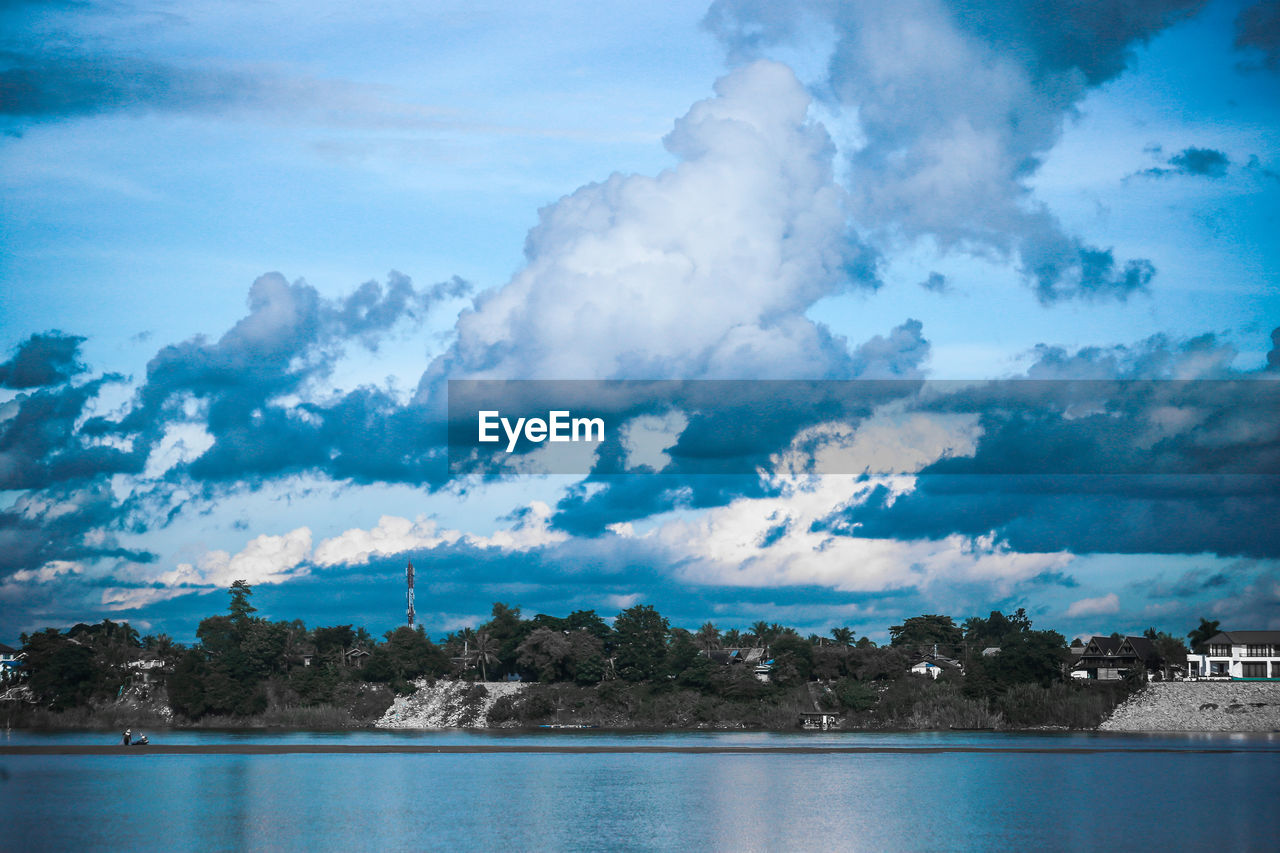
[2, 0, 1278, 644]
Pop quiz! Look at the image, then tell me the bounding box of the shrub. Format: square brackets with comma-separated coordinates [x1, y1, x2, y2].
[833, 677, 878, 712]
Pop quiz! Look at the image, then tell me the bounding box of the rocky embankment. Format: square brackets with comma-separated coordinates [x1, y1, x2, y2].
[375, 679, 525, 728]
[1100, 682, 1280, 732]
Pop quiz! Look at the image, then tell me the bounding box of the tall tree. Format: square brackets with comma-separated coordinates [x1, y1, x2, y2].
[228, 580, 257, 625]
[474, 631, 498, 682]
[1187, 618, 1222, 653]
[613, 604, 669, 682]
[695, 622, 721, 653]
[750, 621, 770, 647]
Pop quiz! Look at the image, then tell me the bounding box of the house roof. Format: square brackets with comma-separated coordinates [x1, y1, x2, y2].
[1079, 636, 1162, 665]
[1205, 631, 1280, 645]
[0, 642, 18, 655]
[912, 657, 961, 669]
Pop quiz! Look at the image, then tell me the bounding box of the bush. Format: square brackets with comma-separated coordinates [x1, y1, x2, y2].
[833, 677, 877, 712]
[487, 695, 518, 725]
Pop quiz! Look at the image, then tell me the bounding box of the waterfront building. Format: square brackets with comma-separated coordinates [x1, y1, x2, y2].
[1186, 631, 1280, 680]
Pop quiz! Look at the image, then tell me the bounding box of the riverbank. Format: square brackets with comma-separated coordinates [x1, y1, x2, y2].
[24, 677, 1280, 733]
[1100, 681, 1280, 731]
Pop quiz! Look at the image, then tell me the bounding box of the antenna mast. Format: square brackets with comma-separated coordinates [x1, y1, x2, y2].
[406, 558, 416, 629]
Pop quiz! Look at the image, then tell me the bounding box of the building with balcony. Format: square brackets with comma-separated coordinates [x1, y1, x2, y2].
[1187, 631, 1280, 680]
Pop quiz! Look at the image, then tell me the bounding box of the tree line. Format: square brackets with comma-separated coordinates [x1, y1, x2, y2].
[9, 581, 1204, 725]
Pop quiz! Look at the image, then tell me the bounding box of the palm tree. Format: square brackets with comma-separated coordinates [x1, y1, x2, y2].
[750, 621, 770, 648]
[695, 622, 721, 653]
[1187, 618, 1222, 653]
[831, 627, 854, 647]
[474, 630, 499, 682]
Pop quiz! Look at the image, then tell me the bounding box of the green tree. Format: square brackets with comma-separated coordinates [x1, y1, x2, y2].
[565, 610, 614, 649]
[768, 633, 814, 687]
[517, 627, 573, 682]
[20, 629, 100, 710]
[613, 604, 669, 682]
[314, 625, 356, 664]
[228, 580, 257, 624]
[749, 621, 771, 647]
[664, 629, 714, 690]
[967, 628, 1068, 696]
[695, 622, 721, 653]
[481, 602, 527, 675]
[474, 630, 499, 682]
[1187, 618, 1221, 654]
[889, 614, 962, 656]
[830, 627, 854, 647]
[365, 626, 448, 687]
[565, 630, 607, 684]
[1144, 627, 1188, 677]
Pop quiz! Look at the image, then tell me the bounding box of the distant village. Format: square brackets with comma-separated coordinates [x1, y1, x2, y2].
[1, 576, 1276, 731]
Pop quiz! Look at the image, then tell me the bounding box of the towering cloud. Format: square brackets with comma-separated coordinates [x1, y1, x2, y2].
[422, 60, 879, 389]
[705, 0, 1206, 302]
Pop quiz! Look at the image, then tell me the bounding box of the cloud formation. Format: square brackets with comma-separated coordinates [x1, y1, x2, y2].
[705, 0, 1204, 302]
[421, 60, 878, 388]
[96, 270, 466, 487]
[1141, 146, 1231, 179]
[1065, 592, 1120, 618]
[1235, 0, 1280, 71]
[0, 331, 86, 388]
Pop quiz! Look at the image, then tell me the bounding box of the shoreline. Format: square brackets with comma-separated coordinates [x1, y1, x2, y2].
[4, 741, 1279, 756]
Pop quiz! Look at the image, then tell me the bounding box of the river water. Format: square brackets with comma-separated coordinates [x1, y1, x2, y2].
[4, 729, 1277, 851]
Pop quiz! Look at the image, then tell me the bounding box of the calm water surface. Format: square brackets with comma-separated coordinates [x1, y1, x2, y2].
[4, 729, 1277, 852]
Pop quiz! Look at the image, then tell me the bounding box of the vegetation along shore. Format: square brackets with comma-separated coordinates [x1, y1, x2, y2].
[3, 580, 1271, 733]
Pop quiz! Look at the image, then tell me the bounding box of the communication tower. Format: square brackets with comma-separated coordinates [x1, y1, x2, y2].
[406, 558, 416, 629]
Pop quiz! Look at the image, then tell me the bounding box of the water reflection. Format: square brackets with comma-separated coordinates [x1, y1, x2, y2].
[6, 732, 1278, 851]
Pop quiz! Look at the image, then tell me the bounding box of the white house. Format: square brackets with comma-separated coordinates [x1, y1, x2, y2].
[0, 642, 22, 682]
[911, 661, 944, 679]
[1186, 631, 1280, 680]
[910, 657, 961, 679]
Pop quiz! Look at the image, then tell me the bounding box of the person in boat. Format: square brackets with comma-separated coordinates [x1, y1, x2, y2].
[133, 734, 149, 745]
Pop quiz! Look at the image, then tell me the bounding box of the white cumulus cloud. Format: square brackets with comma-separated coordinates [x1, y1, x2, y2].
[1066, 592, 1121, 618]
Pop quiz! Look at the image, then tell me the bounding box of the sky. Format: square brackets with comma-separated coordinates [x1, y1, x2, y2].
[2, 0, 1278, 645]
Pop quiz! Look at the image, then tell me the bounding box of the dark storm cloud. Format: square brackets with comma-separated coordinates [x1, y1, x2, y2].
[826, 474, 1280, 558]
[809, 327, 1280, 559]
[1235, 0, 1280, 71]
[0, 331, 86, 388]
